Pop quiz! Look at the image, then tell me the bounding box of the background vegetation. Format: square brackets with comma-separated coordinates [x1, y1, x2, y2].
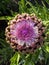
[0, 0, 49, 65]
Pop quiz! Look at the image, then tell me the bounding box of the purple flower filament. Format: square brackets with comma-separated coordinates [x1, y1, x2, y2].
[15, 19, 38, 44]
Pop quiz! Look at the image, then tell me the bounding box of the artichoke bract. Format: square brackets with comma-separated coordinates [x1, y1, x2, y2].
[5, 13, 45, 53]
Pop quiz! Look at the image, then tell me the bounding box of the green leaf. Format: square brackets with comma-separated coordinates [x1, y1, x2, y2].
[10, 52, 20, 65]
[42, 21, 49, 25]
[18, 0, 27, 13]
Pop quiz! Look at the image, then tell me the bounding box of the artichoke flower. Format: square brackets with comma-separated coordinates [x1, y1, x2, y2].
[5, 13, 45, 53]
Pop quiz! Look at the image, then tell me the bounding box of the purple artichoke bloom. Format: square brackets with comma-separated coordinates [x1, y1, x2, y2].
[5, 13, 45, 53]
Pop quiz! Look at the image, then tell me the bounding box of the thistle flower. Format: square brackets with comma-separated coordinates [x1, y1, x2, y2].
[5, 13, 45, 53]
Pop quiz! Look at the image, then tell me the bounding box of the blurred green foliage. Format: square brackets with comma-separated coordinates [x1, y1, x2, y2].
[0, 0, 12, 16]
[0, 0, 49, 65]
[0, 0, 18, 16]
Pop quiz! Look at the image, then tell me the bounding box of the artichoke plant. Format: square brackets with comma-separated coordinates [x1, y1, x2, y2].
[5, 13, 45, 53]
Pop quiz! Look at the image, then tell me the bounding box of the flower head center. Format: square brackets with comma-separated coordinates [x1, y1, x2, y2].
[22, 28, 28, 36]
[16, 20, 36, 41]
